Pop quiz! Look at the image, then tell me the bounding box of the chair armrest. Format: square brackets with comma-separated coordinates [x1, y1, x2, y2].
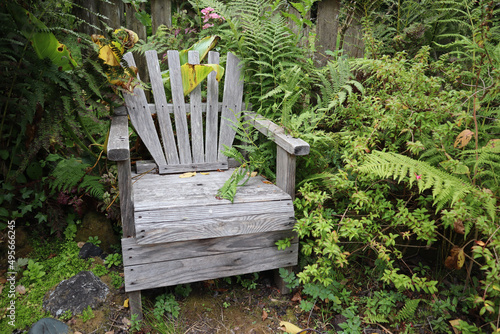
[243, 112, 310, 156]
[107, 114, 130, 161]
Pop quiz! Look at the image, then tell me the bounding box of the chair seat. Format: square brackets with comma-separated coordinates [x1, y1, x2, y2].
[132, 169, 295, 244]
[121, 169, 299, 292]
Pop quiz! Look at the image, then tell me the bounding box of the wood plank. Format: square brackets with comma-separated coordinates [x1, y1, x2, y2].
[117, 160, 135, 238]
[122, 52, 167, 168]
[135, 199, 293, 224]
[218, 52, 244, 162]
[276, 146, 297, 199]
[167, 50, 192, 164]
[124, 243, 299, 291]
[145, 50, 180, 165]
[244, 112, 310, 156]
[107, 115, 129, 161]
[205, 51, 220, 162]
[122, 230, 298, 266]
[133, 177, 291, 211]
[188, 51, 205, 163]
[148, 103, 222, 115]
[150, 0, 171, 34]
[159, 162, 227, 174]
[128, 291, 142, 320]
[135, 158, 238, 174]
[135, 212, 295, 244]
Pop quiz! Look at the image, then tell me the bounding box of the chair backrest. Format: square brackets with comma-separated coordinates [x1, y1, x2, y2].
[122, 50, 244, 174]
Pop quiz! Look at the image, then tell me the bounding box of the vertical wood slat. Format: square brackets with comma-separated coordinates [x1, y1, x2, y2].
[205, 51, 220, 163]
[168, 50, 192, 164]
[218, 53, 244, 162]
[145, 50, 180, 165]
[188, 51, 204, 163]
[276, 146, 297, 199]
[150, 0, 172, 33]
[122, 53, 167, 168]
[117, 161, 135, 238]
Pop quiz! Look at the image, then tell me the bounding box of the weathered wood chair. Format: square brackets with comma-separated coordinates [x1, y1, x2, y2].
[107, 49, 309, 317]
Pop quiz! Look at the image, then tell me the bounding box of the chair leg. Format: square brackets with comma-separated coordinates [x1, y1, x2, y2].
[129, 290, 143, 320]
[274, 266, 294, 295]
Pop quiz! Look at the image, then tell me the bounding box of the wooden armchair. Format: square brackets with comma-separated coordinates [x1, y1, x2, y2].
[107, 50, 309, 318]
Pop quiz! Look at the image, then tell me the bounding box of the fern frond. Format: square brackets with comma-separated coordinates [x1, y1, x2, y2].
[79, 175, 105, 199]
[50, 157, 89, 192]
[358, 151, 475, 211]
[396, 299, 421, 322]
[363, 313, 389, 324]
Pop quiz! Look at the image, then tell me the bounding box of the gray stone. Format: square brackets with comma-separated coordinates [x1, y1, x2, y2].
[28, 318, 69, 334]
[78, 242, 103, 259]
[42, 271, 109, 317]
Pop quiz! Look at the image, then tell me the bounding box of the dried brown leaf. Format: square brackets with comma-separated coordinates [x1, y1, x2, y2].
[454, 220, 465, 234]
[454, 129, 474, 149]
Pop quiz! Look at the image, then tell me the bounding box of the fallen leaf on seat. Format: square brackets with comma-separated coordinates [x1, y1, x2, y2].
[123, 298, 129, 308]
[263, 180, 273, 184]
[279, 321, 303, 333]
[200, 172, 210, 175]
[247, 171, 258, 177]
[179, 172, 196, 178]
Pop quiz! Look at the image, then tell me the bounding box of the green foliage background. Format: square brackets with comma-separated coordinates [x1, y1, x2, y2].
[1, 0, 500, 332]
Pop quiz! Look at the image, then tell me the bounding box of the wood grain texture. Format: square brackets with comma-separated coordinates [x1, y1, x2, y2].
[188, 51, 205, 163]
[122, 230, 298, 266]
[122, 52, 167, 168]
[128, 291, 142, 320]
[107, 115, 130, 161]
[167, 50, 192, 164]
[148, 102, 222, 115]
[218, 53, 244, 162]
[244, 112, 310, 156]
[276, 146, 297, 199]
[150, 0, 171, 34]
[135, 212, 295, 244]
[145, 50, 179, 165]
[117, 161, 135, 238]
[124, 243, 298, 291]
[205, 51, 220, 162]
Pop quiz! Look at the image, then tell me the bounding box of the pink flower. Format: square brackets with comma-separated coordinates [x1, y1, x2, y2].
[415, 173, 422, 180]
[202, 23, 214, 30]
[201, 7, 214, 15]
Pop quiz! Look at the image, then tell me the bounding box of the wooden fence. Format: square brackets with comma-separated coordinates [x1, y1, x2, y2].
[74, 0, 364, 65]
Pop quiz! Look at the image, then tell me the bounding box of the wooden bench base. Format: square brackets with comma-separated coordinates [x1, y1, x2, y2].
[122, 231, 298, 292]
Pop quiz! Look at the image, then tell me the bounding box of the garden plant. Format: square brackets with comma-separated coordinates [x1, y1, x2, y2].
[0, 0, 499, 333]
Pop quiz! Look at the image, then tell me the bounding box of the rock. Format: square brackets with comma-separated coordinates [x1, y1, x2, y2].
[43, 271, 109, 317]
[28, 318, 70, 334]
[78, 243, 103, 259]
[75, 211, 119, 253]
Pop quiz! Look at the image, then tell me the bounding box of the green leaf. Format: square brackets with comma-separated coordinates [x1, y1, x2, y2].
[179, 35, 220, 65]
[7, 3, 77, 71]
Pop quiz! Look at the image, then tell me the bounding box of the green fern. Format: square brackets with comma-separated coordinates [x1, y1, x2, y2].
[49, 157, 104, 200]
[358, 151, 475, 211]
[396, 298, 421, 322]
[316, 57, 363, 114]
[363, 313, 389, 324]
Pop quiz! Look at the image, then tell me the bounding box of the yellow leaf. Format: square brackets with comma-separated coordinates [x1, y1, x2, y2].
[449, 319, 461, 334]
[200, 172, 210, 175]
[124, 298, 129, 308]
[250, 171, 258, 177]
[457, 248, 465, 269]
[454, 129, 474, 149]
[279, 321, 303, 333]
[179, 172, 196, 178]
[181, 63, 224, 95]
